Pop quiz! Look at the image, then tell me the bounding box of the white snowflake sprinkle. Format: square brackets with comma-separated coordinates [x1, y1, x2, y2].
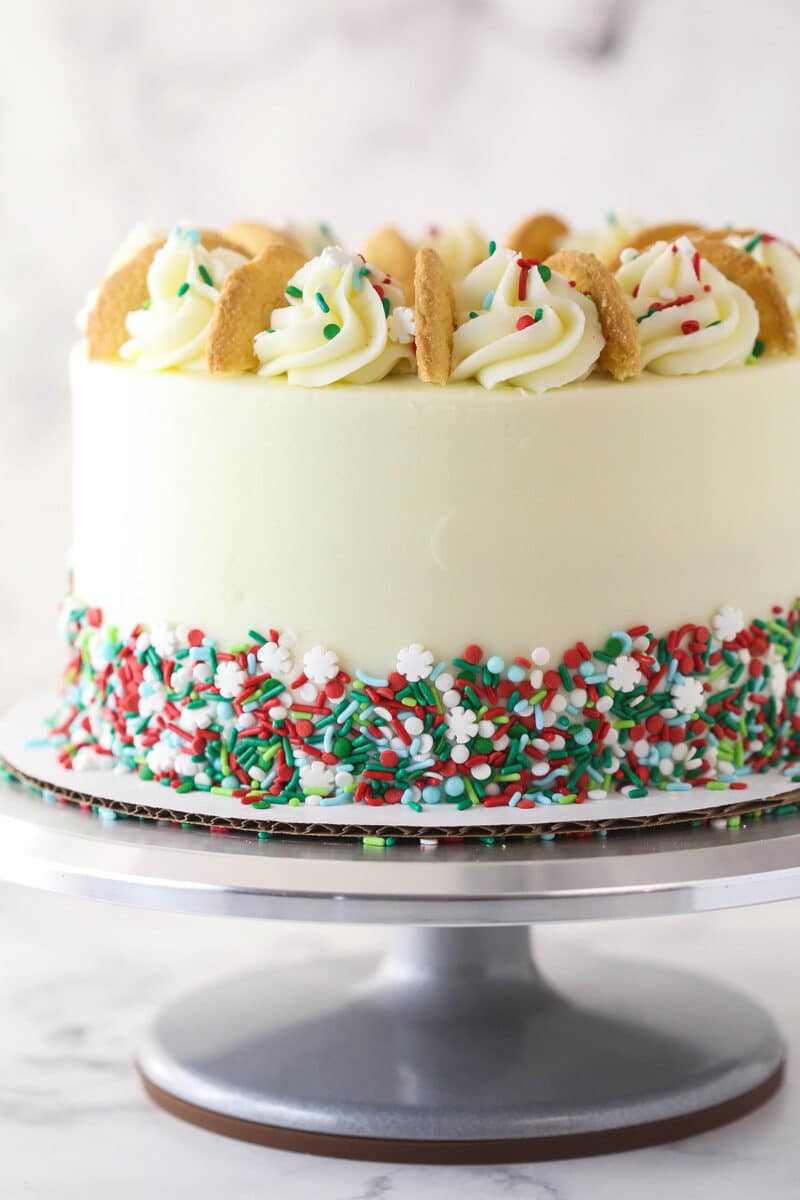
[146, 742, 178, 775]
[214, 660, 246, 699]
[180, 703, 212, 732]
[170, 663, 193, 691]
[257, 639, 294, 678]
[712, 605, 745, 643]
[149, 622, 177, 659]
[299, 760, 335, 795]
[445, 706, 479, 744]
[671, 677, 705, 715]
[396, 643, 434, 682]
[387, 305, 416, 343]
[607, 654, 643, 693]
[302, 645, 339, 685]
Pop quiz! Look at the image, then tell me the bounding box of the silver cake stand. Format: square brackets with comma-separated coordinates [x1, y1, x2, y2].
[1, 778, 799, 1163]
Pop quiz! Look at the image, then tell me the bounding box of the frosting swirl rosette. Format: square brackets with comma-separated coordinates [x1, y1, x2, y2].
[725, 232, 800, 325]
[564, 213, 642, 266]
[120, 228, 247, 371]
[254, 247, 415, 386]
[450, 247, 604, 391]
[616, 236, 759, 374]
[420, 221, 488, 282]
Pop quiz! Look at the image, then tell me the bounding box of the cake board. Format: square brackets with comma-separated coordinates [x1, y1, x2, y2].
[3, 701, 800, 1163]
[5, 694, 800, 840]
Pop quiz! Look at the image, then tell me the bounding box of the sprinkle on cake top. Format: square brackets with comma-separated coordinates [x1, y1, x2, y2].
[82, 212, 800, 391]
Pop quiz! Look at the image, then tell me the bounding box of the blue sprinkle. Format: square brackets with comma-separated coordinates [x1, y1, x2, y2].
[611, 631, 632, 653]
[222, 774, 239, 789]
[507, 663, 526, 683]
[401, 787, 418, 806]
[573, 728, 592, 746]
[422, 785, 441, 805]
[481, 289, 495, 309]
[356, 670, 389, 687]
[487, 655, 504, 674]
[665, 781, 692, 792]
[444, 776, 465, 797]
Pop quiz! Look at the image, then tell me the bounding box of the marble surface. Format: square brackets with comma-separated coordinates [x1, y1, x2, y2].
[1, 871, 800, 1198]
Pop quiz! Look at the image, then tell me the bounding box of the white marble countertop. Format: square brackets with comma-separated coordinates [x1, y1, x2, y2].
[1, 876, 798, 1199]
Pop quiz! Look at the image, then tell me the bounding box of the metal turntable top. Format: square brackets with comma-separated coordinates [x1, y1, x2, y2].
[2, 780, 800, 924]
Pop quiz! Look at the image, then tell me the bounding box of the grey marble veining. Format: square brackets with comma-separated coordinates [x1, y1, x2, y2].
[1, 884, 799, 1198]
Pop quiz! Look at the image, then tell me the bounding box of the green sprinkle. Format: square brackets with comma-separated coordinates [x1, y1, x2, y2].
[315, 290, 330, 313]
[363, 836, 386, 847]
[534, 307, 543, 322]
[141, 297, 152, 309]
[286, 284, 303, 298]
[488, 239, 497, 256]
[323, 323, 341, 340]
[176, 281, 190, 297]
[706, 319, 721, 328]
[537, 264, 552, 282]
[752, 338, 765, 358]
[198, 264, 214, 287]
[744, 233, 763, 254]
[469, 311, 479, 319]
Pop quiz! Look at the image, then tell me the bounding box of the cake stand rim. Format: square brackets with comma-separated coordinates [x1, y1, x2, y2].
[4, 764, 800, 923]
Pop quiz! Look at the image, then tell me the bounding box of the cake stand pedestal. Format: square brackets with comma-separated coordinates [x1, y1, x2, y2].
[1, 782, 798, 1163]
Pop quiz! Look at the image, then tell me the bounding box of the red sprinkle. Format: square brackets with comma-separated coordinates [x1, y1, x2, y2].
[681, 319, 700, 335]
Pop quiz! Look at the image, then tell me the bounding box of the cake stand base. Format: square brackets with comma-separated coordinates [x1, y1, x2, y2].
[136, 926, 784, 1163]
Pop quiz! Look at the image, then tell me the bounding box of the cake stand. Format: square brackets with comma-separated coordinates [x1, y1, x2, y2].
[1, 779, 799, 1163]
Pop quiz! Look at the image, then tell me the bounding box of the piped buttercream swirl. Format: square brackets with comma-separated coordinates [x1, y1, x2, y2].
[254, 247, 415, 386]
[420, 221, 488, 282]
[616, 236, 759, 374]
[450, 247, 604, 391]
[120, 228, 246, 371]
[726, 232, 800, 326]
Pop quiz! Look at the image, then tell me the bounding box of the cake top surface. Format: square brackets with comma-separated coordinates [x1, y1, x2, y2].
[80, 213, 800, 394]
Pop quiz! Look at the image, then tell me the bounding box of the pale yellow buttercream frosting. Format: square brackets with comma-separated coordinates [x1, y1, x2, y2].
[254, 246, 414, 386]
[451, 247, 604, 391]
[120, 228, 247, 371]
[616, 236, 759, 374]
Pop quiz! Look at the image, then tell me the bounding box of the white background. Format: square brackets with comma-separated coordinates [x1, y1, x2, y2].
[2, 4, 800, 1195]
